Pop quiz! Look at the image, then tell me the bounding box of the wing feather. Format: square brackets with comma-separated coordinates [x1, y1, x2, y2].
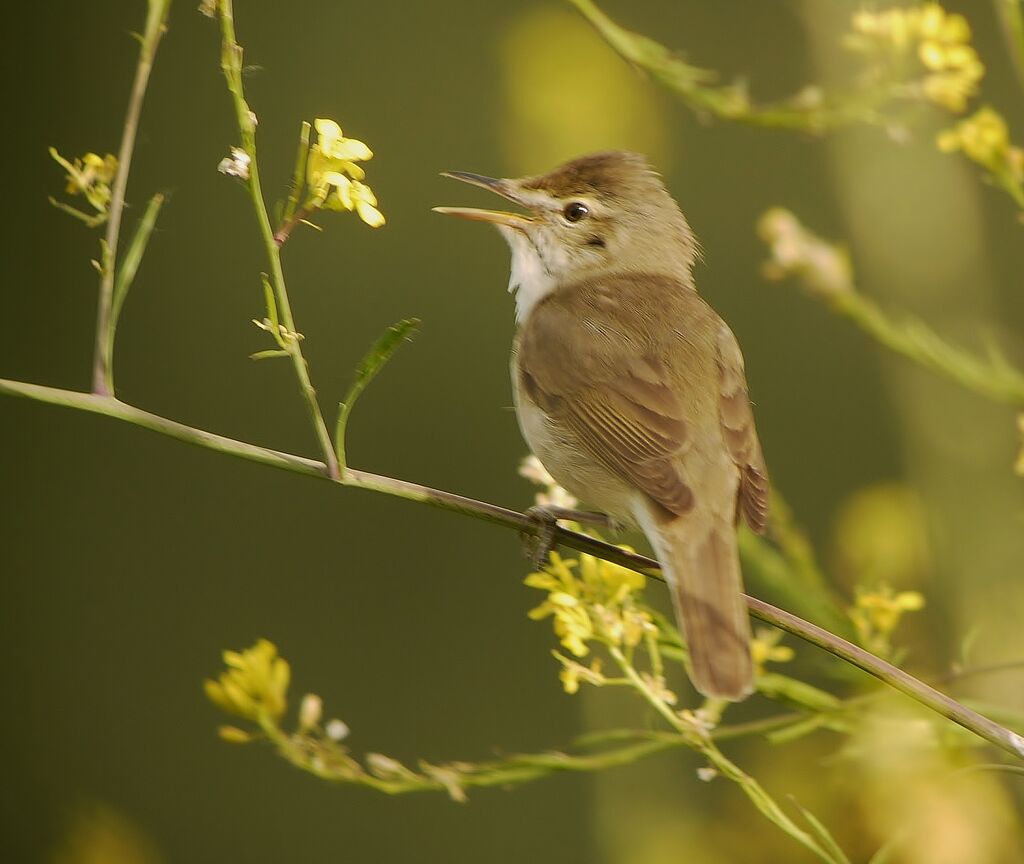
[715, 325, 770, 532]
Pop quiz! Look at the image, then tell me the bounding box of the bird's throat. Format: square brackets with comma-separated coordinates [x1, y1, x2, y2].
[499, 226, 557, 324]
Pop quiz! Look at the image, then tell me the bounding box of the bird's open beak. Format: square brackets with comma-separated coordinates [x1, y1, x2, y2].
[433, 171, 533, 229]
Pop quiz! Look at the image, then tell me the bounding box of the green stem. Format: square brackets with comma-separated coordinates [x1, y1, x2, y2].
[273, 203, 314, 247]
[995, 0, 1024, 92]
[828, 290, 1024, 407]
[110, 192, 164, 351]
[280, 120, 311, 229]
[3, 375, 1024, 761]
[92, 0, 170, 396]
[216, 0, 340, 480]
[567, 0, 889, 133]
[608, 646, 841, 864]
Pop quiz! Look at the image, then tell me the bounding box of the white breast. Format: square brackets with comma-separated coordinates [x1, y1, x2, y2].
[498, 226, 558, 323]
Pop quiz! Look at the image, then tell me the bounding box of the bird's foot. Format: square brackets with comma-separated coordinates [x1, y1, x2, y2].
[520, 505, 614, 571]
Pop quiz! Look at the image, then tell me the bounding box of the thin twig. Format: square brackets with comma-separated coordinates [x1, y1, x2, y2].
[608, 645, 840, 863]
[92, 0, 171, 396]
[3, 375, 1023, 760]
[216, 0, 340, 480]
[274, 204, 313, 247]
[995, 0, 1024, 92]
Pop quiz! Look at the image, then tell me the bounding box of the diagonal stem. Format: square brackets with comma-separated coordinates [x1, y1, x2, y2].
[3, 375, 1024, 761]
[92, 0, 171, 396]
[216, 0, 339, 480]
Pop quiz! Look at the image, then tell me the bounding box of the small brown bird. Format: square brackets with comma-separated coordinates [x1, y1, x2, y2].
[436, 151, 768, 700]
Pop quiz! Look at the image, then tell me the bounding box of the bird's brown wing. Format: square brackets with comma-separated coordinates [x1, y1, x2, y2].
[715, 324, 769, 532]
[517, 277, 694, 516]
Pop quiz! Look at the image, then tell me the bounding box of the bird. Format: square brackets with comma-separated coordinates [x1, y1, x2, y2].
[435, 151, 769, 700]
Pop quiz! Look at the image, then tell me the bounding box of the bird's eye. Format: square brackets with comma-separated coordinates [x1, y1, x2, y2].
[563, 201, 589, 223]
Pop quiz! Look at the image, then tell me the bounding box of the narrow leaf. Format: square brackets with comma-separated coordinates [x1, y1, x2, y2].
[281, 120, 311, 227]
[260, 273, 283, 345]
[789, 797, 851, 864]
[48, 197, 108, 228]
[111, 192, 164, 342]
[867, 832, 908, 864]
[250, 349, 291, 361]
[335, 318, 420, 468]
[756, 672, 841, 713]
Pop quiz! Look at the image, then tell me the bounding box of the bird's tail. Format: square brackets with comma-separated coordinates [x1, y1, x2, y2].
[637, 502, 754, 701]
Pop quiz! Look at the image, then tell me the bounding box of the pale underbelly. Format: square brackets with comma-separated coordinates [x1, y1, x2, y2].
[514, 391, 640, 524]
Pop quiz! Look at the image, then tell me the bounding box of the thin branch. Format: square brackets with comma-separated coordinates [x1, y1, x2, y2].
[567, 0, 888, 132]
[995, 0, 1024, 92]
[216, 0, 340, 480]
[274, 204, 314, 247]
[828, 290, 1024, 408]
[759, 209, 1024, 409]
[607, 645, 840, 863]
[3, 375, 1023, 760]
[92, 0, 171, 396]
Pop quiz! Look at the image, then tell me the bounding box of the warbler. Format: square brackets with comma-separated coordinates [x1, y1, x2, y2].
[436, 152, 768, 699]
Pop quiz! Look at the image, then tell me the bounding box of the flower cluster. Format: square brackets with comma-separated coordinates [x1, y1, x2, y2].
[307, 118, 384, 228]
[525, 549, 668, 698]
[217, 146, 250, 180]
[203, 638, 290, 728]
[750, 627, 795, 677]
[847, 3, 982, 112]
[48, 148, 119, 227]
[757, 209, 853, 299]
[937, 107, 1024, 178]
[526, 551, 651, 657]
[850, 583, 925, 658]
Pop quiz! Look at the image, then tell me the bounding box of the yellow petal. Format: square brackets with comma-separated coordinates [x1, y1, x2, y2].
[330, 138, 373, 161]
[356, 201, 385, 227]
[314, 118, 343, 145]
[918, 41, 946, 71]
[351, 180, 378, 207]
[339, 160, 366, 181]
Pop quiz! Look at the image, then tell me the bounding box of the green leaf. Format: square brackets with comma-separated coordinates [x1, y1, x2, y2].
[260, 273, 284, 347]
[111, 192, 164, 341]
[335, 318, 420, 468]
[48, 197, 108, 228]
[765, 715, 829, 745]
[757, 672, 841, 713]
[250, 349, 291, 361]
[867, 832, 907, 864]
[789, 797, 851, 864]
[281, 120, 311, 227]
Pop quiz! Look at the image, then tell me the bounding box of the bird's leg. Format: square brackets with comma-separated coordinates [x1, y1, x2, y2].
[521, 505, 614, 570]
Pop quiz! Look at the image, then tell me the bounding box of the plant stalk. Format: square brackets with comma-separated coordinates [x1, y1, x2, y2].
[91, 0, 170, 396]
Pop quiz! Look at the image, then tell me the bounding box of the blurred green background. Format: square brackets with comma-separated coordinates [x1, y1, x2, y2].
[3, 1, 1024, 862]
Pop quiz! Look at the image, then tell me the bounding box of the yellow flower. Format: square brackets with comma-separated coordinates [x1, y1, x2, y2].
[313, 118, 373, 163]
[846, 4, 982, 113]
[204, 638, 290, 724]
[554, 654, 605, 694]
[936, 106, 1013, 167]
[750, 627, 795, 675]
[525, 549, 650, 656]
[49, 147, 119, 218]
[578, 550, 645, 604]
[850, 584, 925, 656]
[306, 117, 385, 227]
